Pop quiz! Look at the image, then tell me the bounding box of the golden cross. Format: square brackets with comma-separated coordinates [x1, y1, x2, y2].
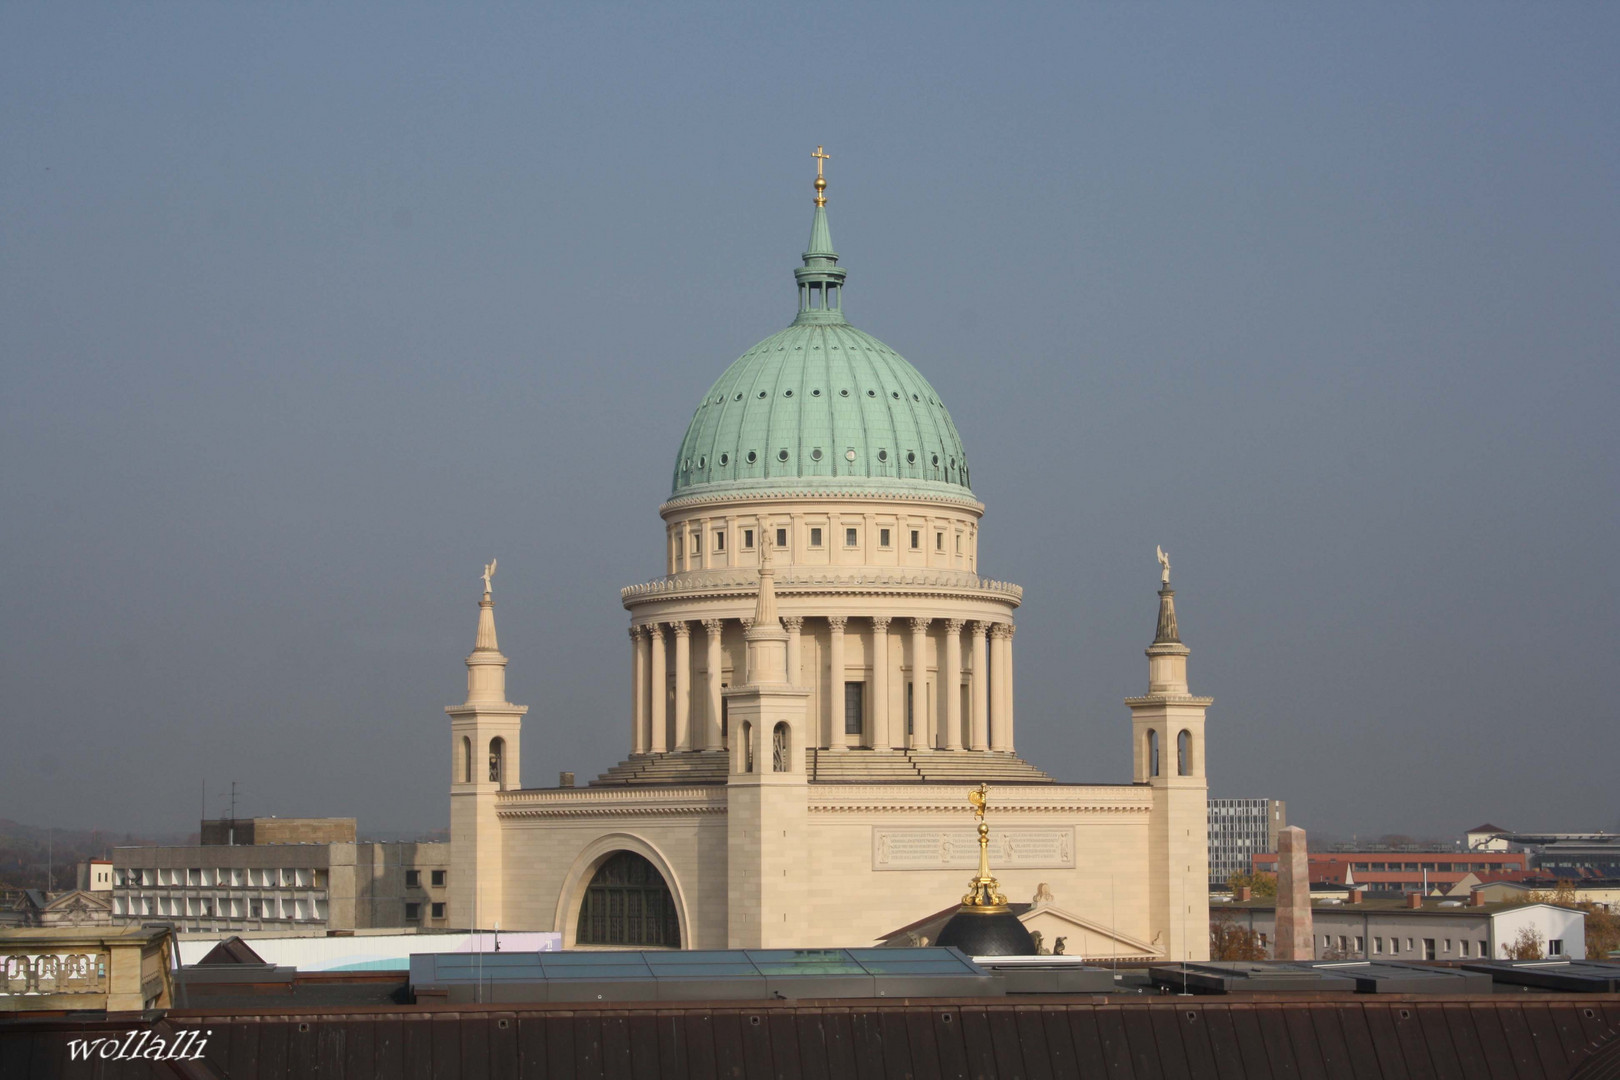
[812, 145, 830, 205]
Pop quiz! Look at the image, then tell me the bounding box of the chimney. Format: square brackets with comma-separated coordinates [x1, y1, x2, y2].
[1469, 890, 1487, 907]
[1348, 888, 1364, 904]
[1236, 886, 1252, 902]
[1406, 891, 1424, 909]
[559, 771, 575, 788]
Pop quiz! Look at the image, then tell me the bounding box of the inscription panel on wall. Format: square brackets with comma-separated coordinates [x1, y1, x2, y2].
[872, 828, 1074, 871]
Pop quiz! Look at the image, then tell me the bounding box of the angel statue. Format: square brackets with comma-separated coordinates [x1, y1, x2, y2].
[482, 558, 498, 594]
[1156, 545, 1171, 585]
[968, 782, 989, 823]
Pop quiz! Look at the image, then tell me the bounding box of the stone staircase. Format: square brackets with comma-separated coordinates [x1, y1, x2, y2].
[590, 748, 1054, 786]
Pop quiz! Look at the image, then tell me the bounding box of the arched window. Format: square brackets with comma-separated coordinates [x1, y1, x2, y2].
[489, 736, 505, 788]
[772, 722, 790, 772]
[1177, 729, 1192, 776]
[1147, 729, 1160, 778]
[460, 736, 472, 784]
[741, 722, 754, 773]
[576, 851, 681, 947]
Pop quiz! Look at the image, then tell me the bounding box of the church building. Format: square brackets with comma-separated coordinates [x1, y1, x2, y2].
[446, 156, 1212, 960]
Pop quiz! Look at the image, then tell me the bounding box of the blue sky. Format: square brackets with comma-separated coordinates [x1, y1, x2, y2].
[3, 4, 1616, 838]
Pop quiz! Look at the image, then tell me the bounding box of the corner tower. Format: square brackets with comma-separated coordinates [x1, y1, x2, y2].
[446, 561, 528, 930]
[1125, 549, 1212, 962]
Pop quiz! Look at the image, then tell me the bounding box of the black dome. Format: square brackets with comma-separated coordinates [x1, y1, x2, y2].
[935, 906, 1036, 956]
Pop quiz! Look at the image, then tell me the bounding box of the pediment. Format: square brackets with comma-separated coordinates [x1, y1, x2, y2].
[1021, 903, 1161, 960]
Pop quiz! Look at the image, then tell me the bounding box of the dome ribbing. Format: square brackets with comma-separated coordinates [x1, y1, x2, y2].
[670, 204, 973, 502]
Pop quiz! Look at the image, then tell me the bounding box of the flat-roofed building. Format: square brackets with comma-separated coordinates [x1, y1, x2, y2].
[109, 819, 451, 934]
[1208, 799, 1285, 884]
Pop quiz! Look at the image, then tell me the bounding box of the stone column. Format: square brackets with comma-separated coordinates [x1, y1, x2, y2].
[648, 624, 667, 752]
[943, 619, 965, 751]
[970, 621, 990, 751]
[631, 626, 648, 754]
[870, 616, 891, 750]
[827, 616, 848, 750]
[908, 618, 930, 750]
[782, 616, 804, 687]
[1004, 623, 1016, 752]
[1275, 826, 1314, 960]
[672, 621, 691, 751]
[703, 619, 724, 752]
[989, 624, 1008, 751]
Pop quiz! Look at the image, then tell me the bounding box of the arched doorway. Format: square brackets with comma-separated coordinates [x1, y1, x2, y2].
[575, 851, 682, 947]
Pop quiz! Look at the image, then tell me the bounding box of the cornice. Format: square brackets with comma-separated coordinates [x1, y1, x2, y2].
[622, 569, 1022, 606]
[660, 486, 984, 516]
[1123, 694, 1215, 707]
[806, 784, 1153, 814]
[496, 787, 726, 820]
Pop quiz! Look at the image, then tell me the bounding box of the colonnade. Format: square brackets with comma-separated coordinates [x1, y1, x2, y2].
[628, 616, 1016, 755]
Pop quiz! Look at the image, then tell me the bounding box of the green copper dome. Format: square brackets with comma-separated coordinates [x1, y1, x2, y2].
[671, 205, 974, 503]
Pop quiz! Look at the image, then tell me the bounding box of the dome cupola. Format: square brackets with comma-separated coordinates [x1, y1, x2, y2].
[670, 157, 973, 504]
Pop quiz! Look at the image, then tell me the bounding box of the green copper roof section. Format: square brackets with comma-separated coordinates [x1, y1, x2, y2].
[671, 205, 972, 501]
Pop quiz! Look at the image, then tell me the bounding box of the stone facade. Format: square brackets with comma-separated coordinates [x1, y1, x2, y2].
[448, 184, 1213, 958]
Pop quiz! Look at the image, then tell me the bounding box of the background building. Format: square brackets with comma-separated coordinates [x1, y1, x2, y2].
[1214, 894, 1587, 961]
[1251, 849, 1529, 893]
[1208, 799, 1285, 884]
[110, 818, 450, 934]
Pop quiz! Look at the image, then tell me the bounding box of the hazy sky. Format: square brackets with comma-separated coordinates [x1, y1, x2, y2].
[3, 5, 1615, 841]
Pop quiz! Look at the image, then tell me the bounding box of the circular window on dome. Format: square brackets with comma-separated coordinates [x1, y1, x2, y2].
[877, 449, 888, 462]
[866, 389, 876, 398]
[839, 389, 850, 397]
[777, 449, 789, 462]
[719, 453, 729, 466]
[891, 391, 901, 399]
[845, 448, 857, 462]
[811, 388, 821, 397]
[932, 454, 940, 467]
[912, 393, 921, 402]
[783, 389, 793, 398]
[950, 457, 956, 469]
[698, 456, 706, 469]
[758, 390, 768, 399]
[810, 448, 822, 461]
[746, 450, 757, 464]
[907, 451, 916, 465]
[734, 393, 743, 401]
[683, 459, 690, 470]
[715, 396, 724, 404]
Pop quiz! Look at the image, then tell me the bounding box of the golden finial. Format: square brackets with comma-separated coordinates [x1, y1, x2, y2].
[961, 783, 1008, 910]
[812, 145, 830, 206]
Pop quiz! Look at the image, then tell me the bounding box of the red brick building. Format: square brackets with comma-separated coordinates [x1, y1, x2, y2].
[1250, 850, 1530, 893]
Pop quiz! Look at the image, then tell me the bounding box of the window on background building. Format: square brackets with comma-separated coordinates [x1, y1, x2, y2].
[1444, 939, 1452, 953]
[910, 530, 920, 550]
[1374, 937, 1383, 954]
[405, 903, 420, 921]
[1549, 939, 1564, 956]
[1461, 940, 1471, 957]
[879, 528, 891, 548]
[1259, 933, 1268, 949]
[405, 870, 420, 888]
[1479, 940, 1488, 956]
[845, 527, 858, 547]
[1423, 939, 1436, 960]
[714, 530, 725, 552]
[810, 527, 823, 547]
[431, 903, 445, 919]
[432, 870, 446, 887]
[1356, 936, 1365, 953]
[1407, 939, 1415, 952]
[744, 529, 754, 549]
[1339, 936, 1348, 952]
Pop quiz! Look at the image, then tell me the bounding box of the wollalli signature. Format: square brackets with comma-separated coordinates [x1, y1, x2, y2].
[67, 1027, 212, 1062]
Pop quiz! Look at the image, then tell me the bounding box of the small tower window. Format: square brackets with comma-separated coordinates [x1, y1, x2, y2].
[489, 736, 506, 788]
[1177, 729, 1192, 776]
[460, 736, 472, 784]
[1148, 730, 1161, 778]
[772, 722, 791, 772]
